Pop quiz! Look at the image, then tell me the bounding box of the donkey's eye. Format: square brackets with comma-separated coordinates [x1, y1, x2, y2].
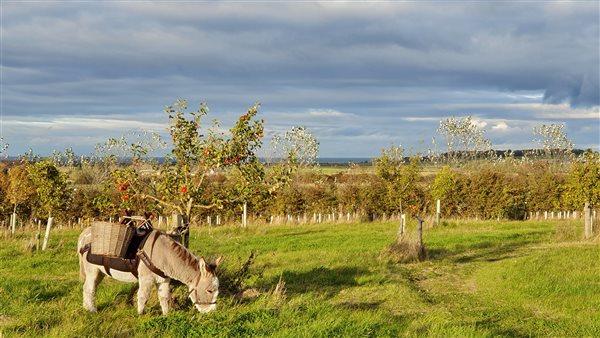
[207, 290, 214, 294]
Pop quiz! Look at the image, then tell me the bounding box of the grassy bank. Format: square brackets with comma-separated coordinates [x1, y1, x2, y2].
[1, 219, 598, 337]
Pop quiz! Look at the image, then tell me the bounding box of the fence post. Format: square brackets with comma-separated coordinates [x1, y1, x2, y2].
[436, 199, 441, 226]
[171, 212, 188, 247]
[42, 217, 54, 251]
[10, 212, 16, 235]
[584, 203, 592, 239]
[242, 202, 248, 228]
[399, 214, 406, 237]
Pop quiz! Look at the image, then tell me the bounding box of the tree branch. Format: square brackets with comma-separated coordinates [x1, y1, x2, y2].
[137, 193, 182, 213]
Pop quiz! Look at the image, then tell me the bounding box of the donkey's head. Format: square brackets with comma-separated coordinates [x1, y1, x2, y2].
[189, 256, 223, 313]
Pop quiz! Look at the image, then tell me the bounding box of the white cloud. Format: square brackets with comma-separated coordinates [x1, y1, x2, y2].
[4, 116, 165, 132]
[400, 117, 440, 122]
[307, 109, 351, 118]
[471, 118, 488, 129]
[492, 122, 509, 131]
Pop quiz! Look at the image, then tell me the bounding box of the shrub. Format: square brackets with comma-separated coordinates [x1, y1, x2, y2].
[431, 166, 465, 217]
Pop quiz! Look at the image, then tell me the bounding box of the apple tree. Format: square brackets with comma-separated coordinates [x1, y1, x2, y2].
[110, 100, 265, 245]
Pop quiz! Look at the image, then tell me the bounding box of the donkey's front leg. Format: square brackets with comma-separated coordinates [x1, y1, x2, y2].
[137, 277, 154, 315]
[157, 280, 171, 315]
[83, 269, 104, 312]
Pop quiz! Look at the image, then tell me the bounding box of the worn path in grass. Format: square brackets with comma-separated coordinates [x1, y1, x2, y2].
[0, 219, 598, 337]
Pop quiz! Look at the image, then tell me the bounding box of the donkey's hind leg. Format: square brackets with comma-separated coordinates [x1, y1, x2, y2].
[83, 267, 104, 312]
[157, 280, 171, 315]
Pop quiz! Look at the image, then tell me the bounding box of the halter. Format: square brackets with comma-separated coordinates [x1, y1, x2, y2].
[188, 288, 218, 306]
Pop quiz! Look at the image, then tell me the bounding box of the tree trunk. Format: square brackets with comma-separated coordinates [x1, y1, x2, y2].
[416, 216, 424, 248]
[416, 215, 427, 260]
[36, 220, 42, 252]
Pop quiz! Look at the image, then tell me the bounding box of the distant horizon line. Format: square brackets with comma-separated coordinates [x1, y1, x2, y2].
[4, 148, 597, 165]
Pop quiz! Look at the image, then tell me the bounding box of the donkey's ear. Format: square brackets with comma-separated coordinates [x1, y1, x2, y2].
[198, 257, 207, 270]
[215, 256, 224, 267]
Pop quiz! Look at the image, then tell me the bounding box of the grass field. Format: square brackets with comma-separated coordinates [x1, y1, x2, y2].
[1, 219, 598, 337]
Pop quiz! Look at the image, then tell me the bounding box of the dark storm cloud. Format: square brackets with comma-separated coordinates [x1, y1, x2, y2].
[1, 1, 598, 155]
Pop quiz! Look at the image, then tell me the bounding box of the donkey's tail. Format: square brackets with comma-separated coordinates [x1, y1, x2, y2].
[77, 228, 91, 282]
[78, 249, 86, 282]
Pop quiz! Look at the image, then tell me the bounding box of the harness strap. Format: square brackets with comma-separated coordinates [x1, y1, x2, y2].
[137, 231, 168, 279]
[103, 257, 113, 277]
[137, 250, 167, 279]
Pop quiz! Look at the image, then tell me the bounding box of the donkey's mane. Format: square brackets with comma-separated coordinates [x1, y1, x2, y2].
[168, 238, 199, 270]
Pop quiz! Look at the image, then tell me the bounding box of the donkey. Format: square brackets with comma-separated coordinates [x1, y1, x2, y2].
[78, 227, 222, 314]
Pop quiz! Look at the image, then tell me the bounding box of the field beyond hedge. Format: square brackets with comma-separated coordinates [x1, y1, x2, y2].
[1, 219, 599, 337]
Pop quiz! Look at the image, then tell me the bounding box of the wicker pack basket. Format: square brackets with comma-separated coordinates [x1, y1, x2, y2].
[91, 221, 135, 257]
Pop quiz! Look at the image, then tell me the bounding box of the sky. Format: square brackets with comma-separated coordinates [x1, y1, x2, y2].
[1, 1, 599, 158]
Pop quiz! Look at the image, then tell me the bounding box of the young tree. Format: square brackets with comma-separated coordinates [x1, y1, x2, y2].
[27, 160, 70, 219]
[563, 151, 600, 208]
[6, 163, 36, 216]
[270, 126, 320, 168]
[437, 116, 492, 162]
[28, 160, 70, 250]
[431, 166, 464, 217]
[374, 145, 422, 215]
[532, 123, 574, 160]
[262, 126, 320, 208]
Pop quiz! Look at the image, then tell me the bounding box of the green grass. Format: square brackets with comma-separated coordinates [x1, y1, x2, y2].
[1, 219, 598, 337]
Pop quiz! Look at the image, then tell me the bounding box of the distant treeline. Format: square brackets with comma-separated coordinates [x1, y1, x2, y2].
[0, 149, 597, 225]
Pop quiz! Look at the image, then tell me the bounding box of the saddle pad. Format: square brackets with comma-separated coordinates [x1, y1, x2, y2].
[85, 250, 139, 276]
